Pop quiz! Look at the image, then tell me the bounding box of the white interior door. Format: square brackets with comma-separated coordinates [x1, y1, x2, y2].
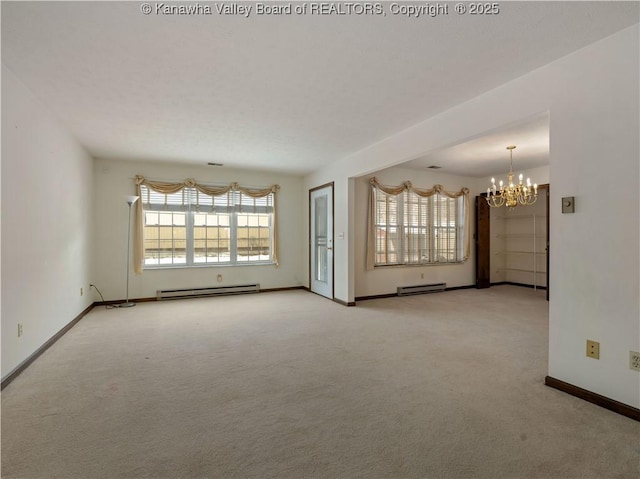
[310, 184, 333, 299]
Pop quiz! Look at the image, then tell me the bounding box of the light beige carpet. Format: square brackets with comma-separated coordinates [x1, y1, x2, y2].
[1, 286, 639, 478]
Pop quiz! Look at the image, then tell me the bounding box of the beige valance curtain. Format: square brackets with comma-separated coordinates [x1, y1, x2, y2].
[366, 177, 471, 270]
[133, 175, 280, 273]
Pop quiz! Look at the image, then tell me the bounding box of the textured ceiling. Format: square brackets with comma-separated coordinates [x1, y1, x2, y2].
[403, 112, 550, 177]
[2, 2, 638, 175]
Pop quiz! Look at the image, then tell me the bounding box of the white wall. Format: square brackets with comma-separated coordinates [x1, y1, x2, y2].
[545, 27, 639, 408]
[354, 166, 480, 298]
[92, 159, 305, 301]
[1, 64, 93, 379]
[308, 25, 639, 407]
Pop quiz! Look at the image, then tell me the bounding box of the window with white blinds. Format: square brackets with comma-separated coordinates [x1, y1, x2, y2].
[141, 185, 274, 267]
[374, 189, 465, 266]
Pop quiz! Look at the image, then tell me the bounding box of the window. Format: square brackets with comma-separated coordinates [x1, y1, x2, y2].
[373, 188, 466, 266]
[141, 185, 274, 267]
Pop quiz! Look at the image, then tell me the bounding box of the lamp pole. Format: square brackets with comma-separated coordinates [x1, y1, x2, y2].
[119, 196, 139, 308]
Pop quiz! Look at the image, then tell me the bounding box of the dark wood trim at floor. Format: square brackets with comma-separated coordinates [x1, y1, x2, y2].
[260, 286, 307, 293]
[99, 287, 307, 306]
[333, 297, 356, 307]
[95, 297, 157, 306]
[355, 293, 397, 302]
[545, 376, 640, 422]
[355, 284, 476, 302]
[445, 285, 476, 292]
[1, 302, 95, 390]
[304, 288, 354, 306]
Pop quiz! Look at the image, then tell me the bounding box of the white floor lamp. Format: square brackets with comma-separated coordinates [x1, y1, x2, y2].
[119, 195, 139, 308]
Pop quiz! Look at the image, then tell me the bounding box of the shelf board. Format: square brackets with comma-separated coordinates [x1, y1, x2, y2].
[494, 234, 546, 239]
[498, 268, 547, 274]
[496, 251, 547, 255]
[494, 214, 546, 220]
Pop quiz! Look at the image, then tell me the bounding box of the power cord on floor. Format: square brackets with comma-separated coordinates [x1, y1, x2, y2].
[90, 284, 116, 309]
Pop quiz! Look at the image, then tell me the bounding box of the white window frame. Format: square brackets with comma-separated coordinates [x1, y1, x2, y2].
[374, 188, 465, 267]
[141, 185, 275, 268]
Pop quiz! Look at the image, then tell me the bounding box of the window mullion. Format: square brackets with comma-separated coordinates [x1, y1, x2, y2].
[457, 197, 464, 261]
[186, 209, 194, 265]
[429, 196, 435, 262]
[231, 208, 238, 263]
[399, 192, 406, 265]
[448, 197, 453, 262]
[436, 194, 441, 262]
[269, 212, 275, 262]
[403, 192, 409, 264]
[383, 194, 389, 264]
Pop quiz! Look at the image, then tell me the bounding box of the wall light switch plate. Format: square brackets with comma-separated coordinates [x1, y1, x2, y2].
[562, 197, 575, 214]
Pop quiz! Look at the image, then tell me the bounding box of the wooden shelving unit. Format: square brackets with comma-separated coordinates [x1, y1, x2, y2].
[490, 195, 548, 289]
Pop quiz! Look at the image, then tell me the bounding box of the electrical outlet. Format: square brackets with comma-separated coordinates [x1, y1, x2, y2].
[586, 340, 600, 359]
[17, 323, 23, 338]
[217, 274, 223, 282]
[630, 351, 640, 372]
[420, 273, 424, 279]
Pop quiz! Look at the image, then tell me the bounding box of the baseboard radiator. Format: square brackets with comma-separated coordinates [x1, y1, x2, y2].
[397, 282, 446, 296]
[156, 284, 260, 300]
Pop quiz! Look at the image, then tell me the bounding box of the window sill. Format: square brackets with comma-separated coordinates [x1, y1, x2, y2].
[144, 261, 276, 271]
[373, 261, 466, 269]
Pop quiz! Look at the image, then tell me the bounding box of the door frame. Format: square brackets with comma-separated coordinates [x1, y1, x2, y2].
[308, 182, 335, 300]
[475, 194, 491, 288]
[545, 185, 550, 301]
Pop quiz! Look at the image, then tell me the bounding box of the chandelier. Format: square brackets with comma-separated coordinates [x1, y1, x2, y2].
[486, 145, 538, 208]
